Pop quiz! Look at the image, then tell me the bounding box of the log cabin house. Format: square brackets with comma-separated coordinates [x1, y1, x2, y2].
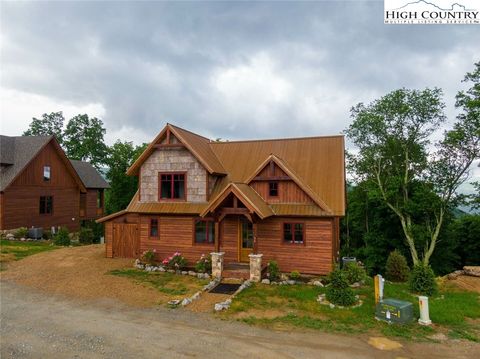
[97, 124, 345, 277]
[0, 135, 109, 232]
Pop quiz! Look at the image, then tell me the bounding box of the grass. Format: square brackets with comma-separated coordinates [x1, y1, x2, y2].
[221, 279, 480, 342]
[109, 268, 209, 297]
[0, 239, 58, 270]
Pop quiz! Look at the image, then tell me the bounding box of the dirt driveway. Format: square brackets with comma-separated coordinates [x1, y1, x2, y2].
[0, 245, 166, 307]
[2, 281, 480, 359]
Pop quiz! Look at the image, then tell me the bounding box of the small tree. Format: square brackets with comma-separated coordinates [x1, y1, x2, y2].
[385, 250, 410, 282]
[409, 264, 437, 296]
[79, 227, 94, 244]
[267, 261, 280, 281]
[326, 269, 356, 306]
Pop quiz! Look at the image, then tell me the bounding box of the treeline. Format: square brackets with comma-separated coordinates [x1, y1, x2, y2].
[23, 113, 147, 214]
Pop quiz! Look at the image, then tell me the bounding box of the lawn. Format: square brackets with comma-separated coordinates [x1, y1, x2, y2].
[0, 239, 58, 270]
[221, 278, 480, 342]
[109, 269, 209, 297]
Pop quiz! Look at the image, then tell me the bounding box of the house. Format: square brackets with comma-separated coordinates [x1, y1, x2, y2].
[97, 124, 345, 276]
[0, 135, 109, 231]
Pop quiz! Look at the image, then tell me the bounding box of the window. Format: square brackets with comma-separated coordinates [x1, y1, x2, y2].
[159, 173, 185, 200]
[43, 166, 51, 181]
[269, 181, 278, 197]
[97, 189, 104, 208]
[283, 223, 304, 244]
[150, 218, 159, 237]
[194, 219, 215, 244]
[39, 196, 53, 214]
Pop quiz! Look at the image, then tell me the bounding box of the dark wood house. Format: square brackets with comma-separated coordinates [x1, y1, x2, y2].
[98, 124, 345, 276]
[0, 135, 109, 231]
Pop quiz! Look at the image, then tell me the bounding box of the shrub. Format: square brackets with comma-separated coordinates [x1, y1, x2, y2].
[289, 270, 301, 280]
[14, 227, 29, 239]
[54, 227, 71, 246]
[267, 260, 280, 281]
[385, 250, 410, 282]
[142, 249, 157, 265]
[162, 252, 187, 270]
[326, 269, 356, 306]
[343, 262, 366, 284]
[409, 264, 437, 296]
[79, 227, 94, 244]
[80, 220, 103, 244]
[194, 254, 212, 273]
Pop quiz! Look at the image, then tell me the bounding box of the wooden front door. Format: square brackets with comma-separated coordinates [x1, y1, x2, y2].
[239, 218, 253, 262]
[112, 223, 139, 258]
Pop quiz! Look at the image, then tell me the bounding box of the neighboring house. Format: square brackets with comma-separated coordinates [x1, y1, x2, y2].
[0, 135, 109, 231]
[98, 124, 345, 275]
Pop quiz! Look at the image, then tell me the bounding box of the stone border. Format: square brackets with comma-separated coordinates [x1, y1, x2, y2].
[214, 280, 252, 311]
[260, 278, 325, 287]
[316, 293, 363, 309]
[134, 259, 211, 280]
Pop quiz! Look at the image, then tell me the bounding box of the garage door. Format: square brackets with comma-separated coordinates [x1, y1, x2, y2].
[112, 223, 139, 258]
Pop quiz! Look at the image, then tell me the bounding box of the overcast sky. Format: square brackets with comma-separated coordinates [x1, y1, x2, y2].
[0, 1, 479, 185]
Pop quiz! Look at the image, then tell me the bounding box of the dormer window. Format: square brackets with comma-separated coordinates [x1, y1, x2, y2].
[43, 166, 51, 181]
[159, 173, 185, 200]
[269, 181, 278, 197]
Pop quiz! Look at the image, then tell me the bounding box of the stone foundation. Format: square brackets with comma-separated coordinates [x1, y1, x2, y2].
[249, 254, 263, 282]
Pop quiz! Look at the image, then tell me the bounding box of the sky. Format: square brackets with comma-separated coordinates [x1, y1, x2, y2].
[0, 0, 479, 187]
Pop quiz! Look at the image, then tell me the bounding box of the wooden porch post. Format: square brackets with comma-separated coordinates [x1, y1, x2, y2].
[214, 221, 220, 253]
[253, 222, 258, 254]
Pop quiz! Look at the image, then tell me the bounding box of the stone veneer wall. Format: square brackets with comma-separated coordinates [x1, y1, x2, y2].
[140, 148, 207, 203]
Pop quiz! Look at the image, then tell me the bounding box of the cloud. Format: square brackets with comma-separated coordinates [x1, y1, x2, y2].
[0, 0, 478, 149]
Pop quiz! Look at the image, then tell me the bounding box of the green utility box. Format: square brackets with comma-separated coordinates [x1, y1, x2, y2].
[375, 298, 413, 324]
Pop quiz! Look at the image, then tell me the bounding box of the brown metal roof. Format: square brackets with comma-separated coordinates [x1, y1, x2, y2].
[200, 183, 274, 219]
[119, 124, 345, 218]
[210, 135, 345, 216]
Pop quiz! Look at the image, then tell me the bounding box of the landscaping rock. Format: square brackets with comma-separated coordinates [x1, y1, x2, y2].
[329, 303, 335, 309]
[191, 292, 201, 301]
[214, 299, 232, 311]
[158, 267, 166, 272]
[167, 299, 181, 306]
[350, 282, 361, 288]
[261, 279, 270, 285]
[203, 273, 210, 279]
[287, 280, 296, 285]
[20, 237, 26, 241]
[181, 271, 188, 275]
[197, 273, 204, 279]
[181, 298, 192, 306]
[6, 233, 14, 240]
[167, 269, 175, 273]
[317, 294, 326, 302]
[188, 271, 196, 277]
[463, 266, 480, 277]
[447, 270, 464, 280]
[312, 280, 323, 287]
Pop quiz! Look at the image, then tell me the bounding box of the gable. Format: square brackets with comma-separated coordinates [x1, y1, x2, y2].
[127, 124, 227, 176]
[9, 140, 83, 190]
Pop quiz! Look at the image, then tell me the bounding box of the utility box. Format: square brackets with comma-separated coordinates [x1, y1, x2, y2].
[28, 227, 43, 240]
[375, 298, 413, 324]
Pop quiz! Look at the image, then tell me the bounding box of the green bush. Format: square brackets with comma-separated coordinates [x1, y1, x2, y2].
[409, 264, 437, 296]
[289, 270, 301, 280]
[267, 260, 280, 281]
[79, 227, 94, 244]
[385, 250, 410, 282]
[326, 269, 356, 306]
[162, 252, 187, 270]
[343, 262, 366, 284]
[54, 227, 71, 246]
[80, 220, 103, 244]
[194, 254, 212, 273]
[14, 227, 29, 239]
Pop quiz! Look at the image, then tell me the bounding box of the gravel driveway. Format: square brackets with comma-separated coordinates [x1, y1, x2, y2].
[2, 281, 480, 359]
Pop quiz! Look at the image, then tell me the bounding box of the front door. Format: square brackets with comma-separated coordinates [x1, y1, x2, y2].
[239, 218, 253, 262]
